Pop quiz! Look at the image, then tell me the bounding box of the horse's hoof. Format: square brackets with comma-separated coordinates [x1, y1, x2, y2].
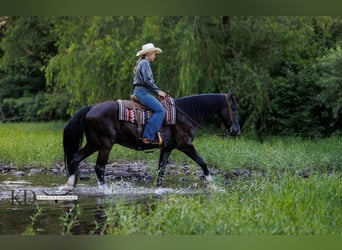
[98, 183, 112, 194]
[205, 175, 213, 182]
[208, 182, 218, 192]
[155, 187, 172, 195]
[204, 175, 218, 191]
[58, 184, 75, 192]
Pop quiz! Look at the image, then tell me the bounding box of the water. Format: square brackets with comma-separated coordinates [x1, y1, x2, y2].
[0, 171, 209, 234]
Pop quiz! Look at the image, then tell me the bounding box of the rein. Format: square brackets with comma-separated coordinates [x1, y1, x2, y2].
[162, 94, 233, 137]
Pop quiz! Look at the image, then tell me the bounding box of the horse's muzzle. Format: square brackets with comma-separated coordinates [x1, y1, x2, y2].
[228, 126, 241, 137]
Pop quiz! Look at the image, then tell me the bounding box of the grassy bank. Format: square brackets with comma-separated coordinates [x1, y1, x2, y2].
[0, 122, 341, 174]
[195, 135, 342, 173]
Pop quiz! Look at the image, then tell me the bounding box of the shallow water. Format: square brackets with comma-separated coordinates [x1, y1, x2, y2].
[0, 171, 209, 234]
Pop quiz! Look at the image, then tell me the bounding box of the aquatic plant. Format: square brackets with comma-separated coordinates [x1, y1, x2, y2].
[22, 205, 43, 235]
[60, 204, 81, 235]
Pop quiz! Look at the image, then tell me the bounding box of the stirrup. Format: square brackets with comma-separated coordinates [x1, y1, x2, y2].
[156, 132, 163, 146]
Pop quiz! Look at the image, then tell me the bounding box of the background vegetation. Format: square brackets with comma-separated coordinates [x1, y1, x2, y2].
[0, 16, 341, 137]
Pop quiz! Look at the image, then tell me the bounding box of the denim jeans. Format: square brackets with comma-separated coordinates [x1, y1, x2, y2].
[133, 87, 166, 140]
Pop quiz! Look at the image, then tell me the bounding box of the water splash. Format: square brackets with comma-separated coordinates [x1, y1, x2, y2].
[1, 177, 221, 202]
[68, 181, 203, 197]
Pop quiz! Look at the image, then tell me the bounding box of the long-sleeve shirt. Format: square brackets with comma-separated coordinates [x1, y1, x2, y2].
[133, 59, 160, 95]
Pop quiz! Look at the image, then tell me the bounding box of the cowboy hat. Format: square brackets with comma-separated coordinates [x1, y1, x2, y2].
[136, 43, 162, 56]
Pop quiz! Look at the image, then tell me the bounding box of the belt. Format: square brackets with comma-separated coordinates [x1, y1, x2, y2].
[134, 84, 145, 88]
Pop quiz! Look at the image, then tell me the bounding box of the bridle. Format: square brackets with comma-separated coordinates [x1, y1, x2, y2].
[225, 93, 236, 136]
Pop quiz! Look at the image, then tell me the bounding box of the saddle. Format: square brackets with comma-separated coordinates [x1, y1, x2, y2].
[117, 95, 176, 138]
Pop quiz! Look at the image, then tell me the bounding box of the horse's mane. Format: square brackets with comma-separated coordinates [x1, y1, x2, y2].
[175, 94, 226, 124]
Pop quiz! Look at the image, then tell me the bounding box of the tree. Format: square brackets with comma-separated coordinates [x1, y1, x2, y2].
[45, 17, 145, 114]
[316, 45, 342, 135]
[0, 16, 57, 120]
[1, 16, 341, 137]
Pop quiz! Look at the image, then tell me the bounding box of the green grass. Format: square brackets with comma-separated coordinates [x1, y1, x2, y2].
[194, 135, 342, 173]
[0, 122, 64, 167]
[0, 122, 150, 167]
[100, 173, 342, 235]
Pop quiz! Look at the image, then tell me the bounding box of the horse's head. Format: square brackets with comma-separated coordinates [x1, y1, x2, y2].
[225, 89, 241, 137]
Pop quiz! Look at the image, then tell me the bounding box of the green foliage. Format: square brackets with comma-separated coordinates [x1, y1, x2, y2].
[0, 16, 57, 120]
[38, 91, 71, 120]
[45, 16, 142, 114]
[225, 61, 270, 135]
[316, 45, 342, 134]
[2, 93, 45, 121]
[173, 17, 201, 96]
[224, 16, 340, 137]
[267, 66, 323, 137]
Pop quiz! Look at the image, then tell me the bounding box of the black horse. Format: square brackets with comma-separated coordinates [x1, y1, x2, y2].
[62, 90, 240, 189]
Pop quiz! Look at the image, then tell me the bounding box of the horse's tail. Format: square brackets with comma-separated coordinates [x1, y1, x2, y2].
[63, 106, 92, 166]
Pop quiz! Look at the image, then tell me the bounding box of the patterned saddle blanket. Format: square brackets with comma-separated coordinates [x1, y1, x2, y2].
[117, 96, 176, 125]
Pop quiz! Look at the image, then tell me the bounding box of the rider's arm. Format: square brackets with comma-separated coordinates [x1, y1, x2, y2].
[139, 60, 161, 95]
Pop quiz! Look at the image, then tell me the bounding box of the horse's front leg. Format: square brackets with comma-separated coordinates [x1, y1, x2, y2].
[178, 144, 212, 181]
[157, 149, 172, 187]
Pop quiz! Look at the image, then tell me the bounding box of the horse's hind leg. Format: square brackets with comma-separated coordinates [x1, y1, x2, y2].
[66, 143, 96, 187]
[94, 147, 111, 185]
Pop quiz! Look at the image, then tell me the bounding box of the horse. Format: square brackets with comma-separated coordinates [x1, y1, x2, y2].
[62, 89, 241, 189]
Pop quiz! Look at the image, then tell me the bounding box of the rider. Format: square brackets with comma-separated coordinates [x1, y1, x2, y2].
[133, 43, 167, 145]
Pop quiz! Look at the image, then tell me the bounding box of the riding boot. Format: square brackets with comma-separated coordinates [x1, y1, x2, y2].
[142, 132, 163, 146]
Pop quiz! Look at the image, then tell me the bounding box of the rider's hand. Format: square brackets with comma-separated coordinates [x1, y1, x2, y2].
[158, 91, 167, 98]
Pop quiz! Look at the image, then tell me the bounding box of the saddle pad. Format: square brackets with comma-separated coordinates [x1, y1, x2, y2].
[117, 96, 176, 125]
